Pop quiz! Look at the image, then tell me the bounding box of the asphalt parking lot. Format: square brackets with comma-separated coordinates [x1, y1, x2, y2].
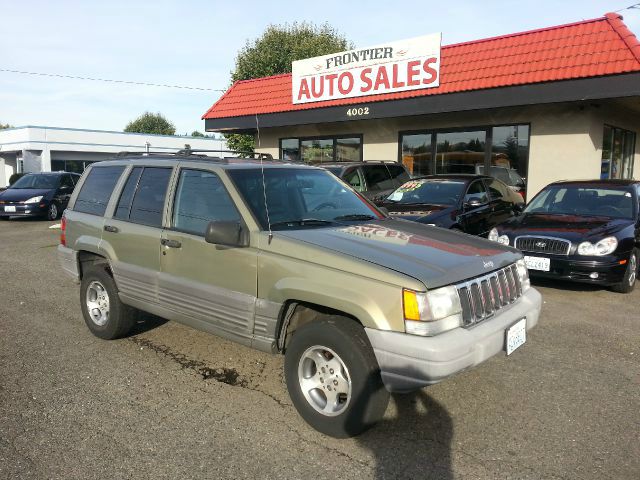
[1, 219, 638, 480]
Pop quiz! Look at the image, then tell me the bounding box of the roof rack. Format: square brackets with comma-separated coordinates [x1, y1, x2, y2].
[176, 147, 274, 161]
[114, 148, 275, 161]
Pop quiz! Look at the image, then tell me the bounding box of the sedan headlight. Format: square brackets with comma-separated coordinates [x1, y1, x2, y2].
[488, 227, 510, 245]
[577, 237, 618, 256]
[516, 258, 531, 292]
[403, 286, 462, 336]
[24, 196, 43, 204]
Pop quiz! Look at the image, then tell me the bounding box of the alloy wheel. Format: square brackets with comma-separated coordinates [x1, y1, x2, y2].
[297, 346, 352, 417]
[85, 280, 110, 326]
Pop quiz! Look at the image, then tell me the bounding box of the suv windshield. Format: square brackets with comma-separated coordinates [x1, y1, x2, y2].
[10, 174, 60, 189]
[386, 179, 465, 205]
[525, 186, 635, 219]
[229, 168, 381, 230]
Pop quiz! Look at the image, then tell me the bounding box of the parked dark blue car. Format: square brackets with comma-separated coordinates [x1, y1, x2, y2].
[489, 180, 640, 293]
[0, 172, 80, 221]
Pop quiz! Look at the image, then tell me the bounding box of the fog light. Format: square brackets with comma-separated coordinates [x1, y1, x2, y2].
[589, 272, 599, 279]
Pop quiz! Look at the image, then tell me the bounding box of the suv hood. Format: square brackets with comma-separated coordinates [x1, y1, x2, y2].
[0, 188, 52, 202]
[276, 218, 520, 289]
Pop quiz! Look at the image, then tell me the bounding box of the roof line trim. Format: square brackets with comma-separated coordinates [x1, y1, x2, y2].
[605, 12, 640, 63]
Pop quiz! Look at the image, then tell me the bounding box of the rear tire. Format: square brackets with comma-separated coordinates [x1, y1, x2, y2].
[284, 317, 390, 438]
[80, 266, 135, 339]
[611, 249, 638, 294]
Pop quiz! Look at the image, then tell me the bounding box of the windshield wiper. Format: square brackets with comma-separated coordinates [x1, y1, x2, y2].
[333, 214, 376, 221]
[270, 218, 336, 228]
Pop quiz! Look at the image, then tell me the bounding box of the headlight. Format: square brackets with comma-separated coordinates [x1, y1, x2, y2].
[24, 196, 43, 204]
[516, 258, 531, 292]
[577, 237, 618, 256]
[403, 286, 462, 336]
[488, 228, 509, 245]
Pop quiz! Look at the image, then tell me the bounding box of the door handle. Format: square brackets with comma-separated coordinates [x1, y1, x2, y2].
[104, 225, 119, 233]
[161, 239, 182, 248]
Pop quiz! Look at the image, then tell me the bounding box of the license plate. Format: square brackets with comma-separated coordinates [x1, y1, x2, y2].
[506, 318, 527, 355]
[524, 255, 550, 272]
[4, 206, 16, 213]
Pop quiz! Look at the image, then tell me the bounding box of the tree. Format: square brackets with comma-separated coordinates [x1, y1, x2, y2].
[225, 22, 351, 154]
[0, 122, 12, 129]
[191, 130, 205, 137]
[124, 112, 175, 135]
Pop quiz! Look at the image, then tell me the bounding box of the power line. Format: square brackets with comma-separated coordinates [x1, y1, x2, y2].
[0, 68, 225, 92]
[615, 2, 640, 12]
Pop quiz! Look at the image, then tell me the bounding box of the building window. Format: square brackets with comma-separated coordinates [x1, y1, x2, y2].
[17, 159, 24, 173]
[601, 125, 636, 179]
[280, 136, 362, 163]
[490, 125, 529, 181]
[400, 124, 530, 181]
[435, 130, 486, 174]
[51, 159, 95, 173]
[401, 133, 432, 176]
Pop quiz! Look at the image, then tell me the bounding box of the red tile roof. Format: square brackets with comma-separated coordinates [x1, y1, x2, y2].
[203, 13, 640, 120]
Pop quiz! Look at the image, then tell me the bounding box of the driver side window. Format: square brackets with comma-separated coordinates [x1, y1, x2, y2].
[464, 180, 488, 204]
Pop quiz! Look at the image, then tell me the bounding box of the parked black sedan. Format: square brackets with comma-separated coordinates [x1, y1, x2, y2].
[0, 172, 80, 221]
[489, 180, 640, 293]
[377, 174, 524, 236]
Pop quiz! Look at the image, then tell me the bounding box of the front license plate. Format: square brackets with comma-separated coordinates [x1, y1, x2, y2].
[4, 206, 16, 213]
[524, 255, 550, 271]
[506, 318, 527, 355]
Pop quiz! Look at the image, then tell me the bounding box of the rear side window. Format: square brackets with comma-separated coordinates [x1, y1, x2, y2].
[386, 164, 410, 183]
[74, 166, 125, 216]
[362, 165, 392, 191]
[126, 168, 172, 227]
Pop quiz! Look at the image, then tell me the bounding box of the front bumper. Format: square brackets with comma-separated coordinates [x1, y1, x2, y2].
[0, 203, 48, 217]
[365, 287, 541, 393]
[525, 253, 629, 286]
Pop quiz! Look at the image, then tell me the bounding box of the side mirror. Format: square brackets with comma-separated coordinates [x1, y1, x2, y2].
[513, 203, 525, 214]
[205, 221, 247, 247]
[464, 198, 484, 210]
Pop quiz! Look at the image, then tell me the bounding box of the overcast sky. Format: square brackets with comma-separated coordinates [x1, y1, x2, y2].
[1, 0, 638, 135]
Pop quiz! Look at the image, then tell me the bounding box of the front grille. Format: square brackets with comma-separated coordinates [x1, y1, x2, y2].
[515, 236, 570, 255]
[456, 264, 522, 326]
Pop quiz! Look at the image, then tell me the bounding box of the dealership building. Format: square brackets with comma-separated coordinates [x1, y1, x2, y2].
[203, 13, 640, 199]
[0, 126, 227, 187]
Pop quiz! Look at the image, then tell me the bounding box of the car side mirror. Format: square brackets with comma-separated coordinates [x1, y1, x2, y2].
[464, 198, 484, 210]
[513, 203, 525, 214]
[205, 221, 247, 247]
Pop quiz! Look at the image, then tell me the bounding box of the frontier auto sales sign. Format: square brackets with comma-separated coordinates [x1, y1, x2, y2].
[292, 33, 441, 104]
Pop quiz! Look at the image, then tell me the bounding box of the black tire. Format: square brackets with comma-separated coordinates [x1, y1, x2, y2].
[0, 216, 9, 221]
[611, 248, 638, 294]
[80, 266, 135, 339]
[46, 202, 60, 221]
[284, 317, 390, 438]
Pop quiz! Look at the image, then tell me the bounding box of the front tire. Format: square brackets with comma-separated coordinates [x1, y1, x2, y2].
[284, 317, 390, 438]
[46, 202, 59, 221]
[80, 266, 135, 339]
[611, 249, 638, 294]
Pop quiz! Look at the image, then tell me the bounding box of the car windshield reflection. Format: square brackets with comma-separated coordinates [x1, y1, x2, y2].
[229, 168, 381, 230]
[386, 179, 465, 205]
[525, 186, 635, 219]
